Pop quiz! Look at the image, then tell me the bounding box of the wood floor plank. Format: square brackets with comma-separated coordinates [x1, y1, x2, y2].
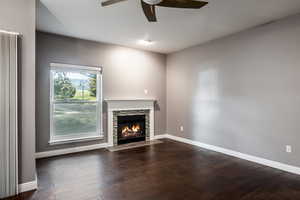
[6, 139, 300, 200]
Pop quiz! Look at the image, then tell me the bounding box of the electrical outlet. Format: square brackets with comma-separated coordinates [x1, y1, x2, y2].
[180, 126, 184, 132]
[144, 89, 148, 95]
[286, 145, 292, 153]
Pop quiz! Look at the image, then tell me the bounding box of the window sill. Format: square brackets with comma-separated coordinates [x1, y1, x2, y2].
[49, 135, 104, 145]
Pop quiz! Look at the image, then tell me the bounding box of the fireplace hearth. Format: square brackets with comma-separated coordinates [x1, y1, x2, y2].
[117, 115, 146, 145]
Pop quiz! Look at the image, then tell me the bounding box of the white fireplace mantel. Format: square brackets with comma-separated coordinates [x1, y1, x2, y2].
[105, 99, 155, 146]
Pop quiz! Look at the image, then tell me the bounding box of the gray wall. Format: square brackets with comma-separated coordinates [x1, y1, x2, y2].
[0, 0, 36, 183]
[167, 14, 300, 167]
[36, 32, 166, 152]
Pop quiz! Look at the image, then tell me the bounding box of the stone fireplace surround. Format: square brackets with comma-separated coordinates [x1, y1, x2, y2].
[106, 99, 155, 146]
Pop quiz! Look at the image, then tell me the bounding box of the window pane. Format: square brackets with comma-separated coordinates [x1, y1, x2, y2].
[53, 103, 98, 136]
[53, 71, 97, 101]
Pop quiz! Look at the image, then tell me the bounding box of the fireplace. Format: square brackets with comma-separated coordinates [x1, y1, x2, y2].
[117, 115, 146, 145]
[112, 109, 150, 146]
[106, 99, 154, 147]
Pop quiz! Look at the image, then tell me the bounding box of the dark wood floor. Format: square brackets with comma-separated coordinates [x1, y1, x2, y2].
[7, 139, 300, 200]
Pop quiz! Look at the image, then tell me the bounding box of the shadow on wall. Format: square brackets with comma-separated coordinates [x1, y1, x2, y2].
[37, 1, 65, 31]
[154, 100, 160, 111]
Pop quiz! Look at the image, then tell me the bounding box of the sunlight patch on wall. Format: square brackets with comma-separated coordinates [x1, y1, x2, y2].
[192, 67, 220, 134]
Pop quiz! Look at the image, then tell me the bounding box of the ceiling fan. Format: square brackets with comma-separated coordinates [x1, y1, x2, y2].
[101, 0, 208, 22]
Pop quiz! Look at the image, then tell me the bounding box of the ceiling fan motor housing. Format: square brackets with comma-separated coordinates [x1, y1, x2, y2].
[142, 0, 163, 5]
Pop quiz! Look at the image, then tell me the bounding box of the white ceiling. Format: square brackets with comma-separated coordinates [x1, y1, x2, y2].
[37, 0, 300, 54]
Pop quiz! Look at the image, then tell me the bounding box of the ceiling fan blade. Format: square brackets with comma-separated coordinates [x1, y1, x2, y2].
[141, 1, 157, 22]
[101, 0, 127, 7]
[157, 0, 208, 9]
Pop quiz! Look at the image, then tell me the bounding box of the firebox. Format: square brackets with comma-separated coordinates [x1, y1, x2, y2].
[117, 115, 146, 145]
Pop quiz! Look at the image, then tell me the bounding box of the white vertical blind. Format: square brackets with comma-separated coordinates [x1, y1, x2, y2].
[0, 32, 18, 198]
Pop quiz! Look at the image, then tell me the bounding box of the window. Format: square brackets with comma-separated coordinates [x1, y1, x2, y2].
[49, 63, 102, 144]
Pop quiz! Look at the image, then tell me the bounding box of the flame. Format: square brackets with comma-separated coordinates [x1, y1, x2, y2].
[132, 124, 140, 132]
[121, 124, 141, 137]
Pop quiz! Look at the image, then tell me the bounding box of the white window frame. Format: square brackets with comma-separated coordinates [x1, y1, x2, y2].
[49, 63, 103, 145]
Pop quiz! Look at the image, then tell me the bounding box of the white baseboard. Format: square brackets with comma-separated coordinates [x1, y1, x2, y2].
[35, 134, 300, 175]
[155, 134, 300, 175]
[18, 178, 37, 193]
[153, 134, 168, 140]
[36, 143, 109, 159]
[36, 137, 165, 159]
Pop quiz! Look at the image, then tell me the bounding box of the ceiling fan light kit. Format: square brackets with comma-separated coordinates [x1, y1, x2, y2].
[143, 0, 163, 5]
[101, 0, 208, 22]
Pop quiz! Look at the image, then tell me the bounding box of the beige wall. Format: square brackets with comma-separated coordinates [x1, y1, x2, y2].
[0, 0, 36, 183]
[167, 14, 300, 167]
[36, 32, 166, 152]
